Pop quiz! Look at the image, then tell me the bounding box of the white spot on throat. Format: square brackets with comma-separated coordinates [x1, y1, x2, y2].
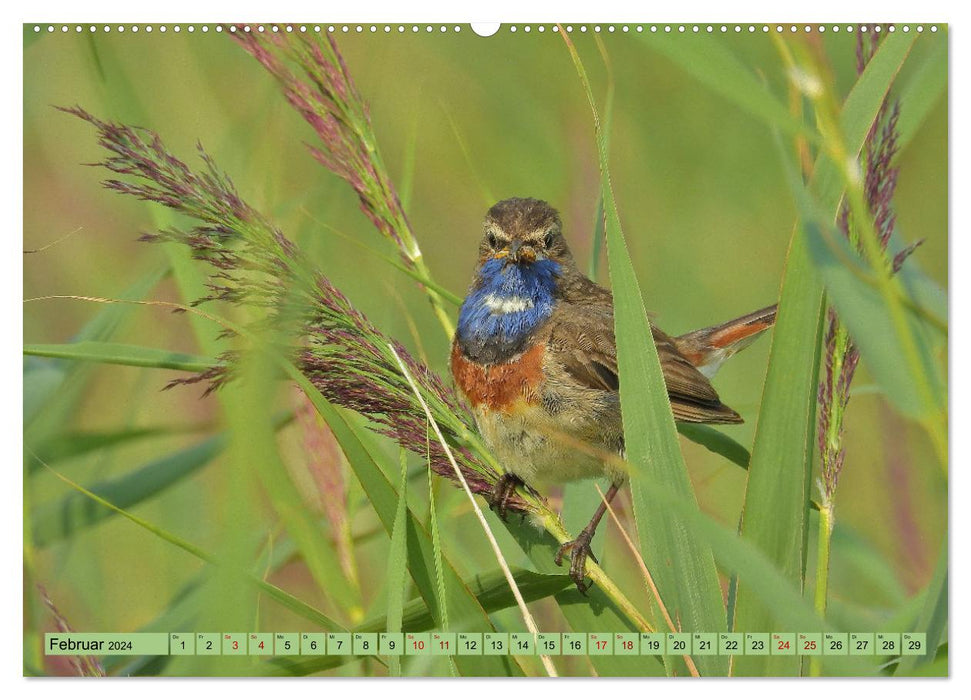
[482, 293, 534, 314]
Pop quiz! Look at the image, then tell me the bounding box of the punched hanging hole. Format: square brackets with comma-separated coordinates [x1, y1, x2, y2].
[471, 23, 501, 37]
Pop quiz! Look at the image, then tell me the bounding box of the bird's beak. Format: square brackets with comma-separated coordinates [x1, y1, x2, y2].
[506, 241, 536, 264]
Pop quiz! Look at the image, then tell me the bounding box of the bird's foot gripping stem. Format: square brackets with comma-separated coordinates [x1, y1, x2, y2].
[555, 528, 599, 595]
[488, 473, 525, 522]
[554, 481, 620, 595]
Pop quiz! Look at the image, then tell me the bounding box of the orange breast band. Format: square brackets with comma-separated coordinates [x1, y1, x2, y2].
[451, 342, 545, 411]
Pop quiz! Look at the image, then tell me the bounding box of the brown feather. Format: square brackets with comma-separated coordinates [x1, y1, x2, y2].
[549, 276, 743, 424]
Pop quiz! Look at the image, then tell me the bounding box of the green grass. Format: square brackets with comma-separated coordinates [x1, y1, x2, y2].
[23, 25, 947, 677]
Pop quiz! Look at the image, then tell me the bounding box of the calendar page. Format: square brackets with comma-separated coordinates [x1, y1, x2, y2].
[22, 18, 948, 679]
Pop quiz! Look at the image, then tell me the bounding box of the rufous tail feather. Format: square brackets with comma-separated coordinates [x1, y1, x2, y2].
[674, 304, 778, 379]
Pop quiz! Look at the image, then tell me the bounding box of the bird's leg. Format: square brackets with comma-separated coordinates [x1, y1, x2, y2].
[489, 473, 525, 521]
[555, 481, 622, 594]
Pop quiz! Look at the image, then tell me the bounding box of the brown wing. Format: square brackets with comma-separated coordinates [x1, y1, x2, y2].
[549, 281, 742, 424]
[653, 327, 743, 423]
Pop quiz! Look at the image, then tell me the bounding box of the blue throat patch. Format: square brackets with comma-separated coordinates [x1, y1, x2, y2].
[456, 257, 560, 364]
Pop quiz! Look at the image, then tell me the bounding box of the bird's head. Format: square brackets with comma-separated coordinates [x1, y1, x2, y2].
[478, 197, 575, 270]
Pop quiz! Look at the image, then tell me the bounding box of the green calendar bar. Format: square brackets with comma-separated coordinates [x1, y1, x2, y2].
[510, 632, 535, 655]
[562, 632, 586, 655]
[248, 633, 273, 656]
[823, 632, 848, 655]
[745, 633, 769, 655]
[876, 633, 900, 655]
[850, 633, 874, 656]
[902, 633, 927, 656]
[196, 633, 220, 656]
[44, 633, 169, 656]
[771, 633, 795, 655]
[42, 631, 929, 657]
[798, 633, 821, 656]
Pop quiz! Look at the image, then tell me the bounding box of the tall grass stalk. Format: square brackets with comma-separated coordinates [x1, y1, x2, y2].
[779, 34, 944, 463]
[231, 29, 455, 339]
[774, 29, 926, 675]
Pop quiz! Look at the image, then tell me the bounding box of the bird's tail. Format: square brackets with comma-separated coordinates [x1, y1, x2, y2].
[675, 304, 778, 379]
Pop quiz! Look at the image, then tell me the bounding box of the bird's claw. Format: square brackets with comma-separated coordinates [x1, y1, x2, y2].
[488, 473, 524, 522]
[555, 529, 598, 595]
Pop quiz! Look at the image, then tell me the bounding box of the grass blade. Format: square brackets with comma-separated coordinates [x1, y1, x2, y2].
[24, 265, 169, 438]
[81, 30, 224, 360]
[425, 458, 449, 633]
[676, 424, 751, 469]
[505, 524, 666, 676]
[26, 426, 190, 470]
[32, 434, 225, 547]
[423, 442, 455, 675]
[896, 32, 947, 153]
[587, 34, 614, 283]
[598, 485, 698, 675]
[621, 470, 877, 675]
[561, 27, 728, 676]
[24, 341, 216, 373]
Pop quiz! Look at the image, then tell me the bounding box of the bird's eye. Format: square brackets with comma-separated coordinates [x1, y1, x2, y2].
[543, 231, 556, 248]
[487, 232, 499, 249]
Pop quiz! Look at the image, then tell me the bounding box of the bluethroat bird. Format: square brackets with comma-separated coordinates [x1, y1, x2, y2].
[451, 197, 777, 593]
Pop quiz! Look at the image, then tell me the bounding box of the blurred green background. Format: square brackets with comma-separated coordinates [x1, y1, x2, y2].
[23, 25, 946, 675]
